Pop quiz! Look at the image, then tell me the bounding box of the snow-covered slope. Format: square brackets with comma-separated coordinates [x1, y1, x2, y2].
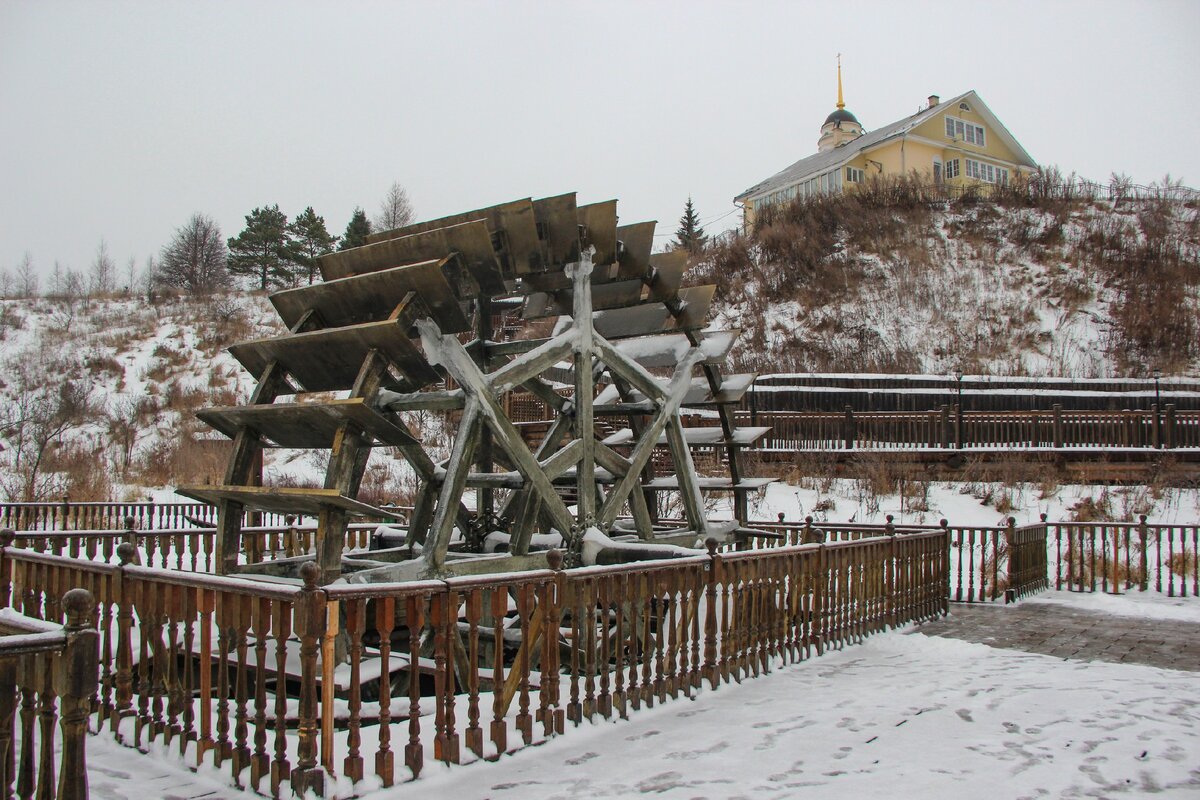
[700, 187, 1200, 378]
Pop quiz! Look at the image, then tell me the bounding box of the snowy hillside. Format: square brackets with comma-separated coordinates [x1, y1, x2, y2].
[699, 177, 1200, 378]
[0, 292, 281, 501]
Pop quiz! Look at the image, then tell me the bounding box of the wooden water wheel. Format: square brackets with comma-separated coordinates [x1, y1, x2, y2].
[179, 194, 773, 583]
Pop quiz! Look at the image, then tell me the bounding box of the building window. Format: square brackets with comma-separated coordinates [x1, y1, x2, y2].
[964, 159, 1009, 185]
[845, 166, 864, 183]
[945, 117, 985, 146]
[945, 159, 960, 179]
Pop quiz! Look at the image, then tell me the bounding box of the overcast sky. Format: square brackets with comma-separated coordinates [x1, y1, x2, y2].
[2, 0, 1198, 283]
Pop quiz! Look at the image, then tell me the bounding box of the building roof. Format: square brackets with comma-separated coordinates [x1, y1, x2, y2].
[824, 108, 860, 126]
[734, 90, 1037, 204]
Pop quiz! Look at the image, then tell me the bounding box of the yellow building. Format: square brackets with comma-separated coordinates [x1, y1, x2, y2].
[734, 67, 1038, 227]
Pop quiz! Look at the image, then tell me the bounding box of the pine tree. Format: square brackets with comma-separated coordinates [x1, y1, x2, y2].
[673, 197, 707, 253]
[227, 205, 298, 290]
[289, 207, 338, 284]
[339, 207, 372, 251]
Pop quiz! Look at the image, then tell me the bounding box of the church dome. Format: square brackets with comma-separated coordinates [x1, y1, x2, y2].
[824, 108, 859, 126]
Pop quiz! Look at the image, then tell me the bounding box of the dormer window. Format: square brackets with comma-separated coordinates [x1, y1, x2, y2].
[945, 117, 985, 147]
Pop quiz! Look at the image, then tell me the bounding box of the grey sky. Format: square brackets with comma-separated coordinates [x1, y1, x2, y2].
[2, 0, 1198, 282]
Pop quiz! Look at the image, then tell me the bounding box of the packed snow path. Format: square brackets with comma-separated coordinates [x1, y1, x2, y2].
[85, 593, 1200, 799]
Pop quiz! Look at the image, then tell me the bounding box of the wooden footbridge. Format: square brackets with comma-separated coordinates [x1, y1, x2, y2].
[177, 193, 773, 583]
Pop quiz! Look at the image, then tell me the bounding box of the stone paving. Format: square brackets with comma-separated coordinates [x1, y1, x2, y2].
[916, 595, 1200, 671]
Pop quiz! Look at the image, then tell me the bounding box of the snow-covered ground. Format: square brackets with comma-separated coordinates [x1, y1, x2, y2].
[740, 479, 1200, 529]
[81, 590, 1199, 799]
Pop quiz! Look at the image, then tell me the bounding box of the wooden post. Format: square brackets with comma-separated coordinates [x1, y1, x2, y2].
[703, 538, 719, 689]
[1138, 515, 1149, 592]
[842, 406, 855, 450]
[1052, 404, 1063, 448]
[0, 530, 13, 609]
[1005, 516, 1018, 600]
[1165, 404, 1176, 449]
[291, 562, 326, 797]
[56, 588, 98, 800]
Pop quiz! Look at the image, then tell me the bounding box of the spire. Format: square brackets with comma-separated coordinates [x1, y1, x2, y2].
[836, 54, 845, 110]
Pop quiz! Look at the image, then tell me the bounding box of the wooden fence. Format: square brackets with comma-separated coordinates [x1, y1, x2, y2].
[0, 588, 97, 800]
[0, 500, 405, 534]
[0, 530, 948, 796]
[731, 516, 1048, 604]
[743, 406, 1197, 452]
[1052, 518, 1199, 597]
[2, 521, 402, 573]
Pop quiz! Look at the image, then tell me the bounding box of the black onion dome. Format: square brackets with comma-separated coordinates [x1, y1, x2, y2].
[824, 108, 859, 126]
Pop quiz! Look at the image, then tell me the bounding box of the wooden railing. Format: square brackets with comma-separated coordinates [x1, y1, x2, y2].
[1052, 518, 1199, 597]
[0, 588, 97, 800]
[742, 407, 1197, 451]
[3, 520, 408, 572]
[0, 530, 948, 796]
[734, 516, 1048, 603]
[0, 500, 406, 533]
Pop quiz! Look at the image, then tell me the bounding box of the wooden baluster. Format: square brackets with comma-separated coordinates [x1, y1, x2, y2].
[230, 593, 252, 782]
[178, 586, 196, 755]
[596, 573, 612, 716]
[515, 584, 533, 745]
[15, 678, 34, 800]
[164, 584, 183, 747]
[374, 595, 397, 784]
[340, 598, 364, 784]
[35, 657, 57, 800]
[133, 581, 152, 750]
[567, 580, 582, 724]
[290, 562, 325, 797]
[399, 595, 418, 781]
[464, 590, 483, 758]
[612, 573, 628, 715]
[249, 597, 271, 790]
[0, 658, 14, 799]
[488, 588, 507, 755]
[270, 600, 292, 795]
[56, 588, 97, 800]
[583, 578, 596, 718]
[541, 556, 564, 734]
[213, 594, 232, 765]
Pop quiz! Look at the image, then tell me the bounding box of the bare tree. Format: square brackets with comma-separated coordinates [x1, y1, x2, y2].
[373, 181, 416, 234]
[105, 396, 152, 479]
[0, 268, 12, 299]
[159, 213, 230, 294]
[89, 240, 117, 296]
[125, 256, 138, 295]
[0, 352, 93, 501]
[16, 253, 38, 298]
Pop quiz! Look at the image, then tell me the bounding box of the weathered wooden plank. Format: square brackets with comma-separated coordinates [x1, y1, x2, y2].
[641, 476, 776, 491]
[589, 285, 714, 339]
[616, 221, 656, 279]
[270, 258, 469, 333]
[597, 348, 706, 529]
[178, 486, 395, 517]
[647, 250, 689, 300]
[594, 372, 757, 407]
[577, 200, 618, 266]
[197, 398, 421, 449]
[601, 425, 772, 447]
[367, 197, 541, 277]
[229, 320, 439, 392]
[532, 193, 579, 269]
[319, 221, 504, 296]
[521, 279, 644, 319]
